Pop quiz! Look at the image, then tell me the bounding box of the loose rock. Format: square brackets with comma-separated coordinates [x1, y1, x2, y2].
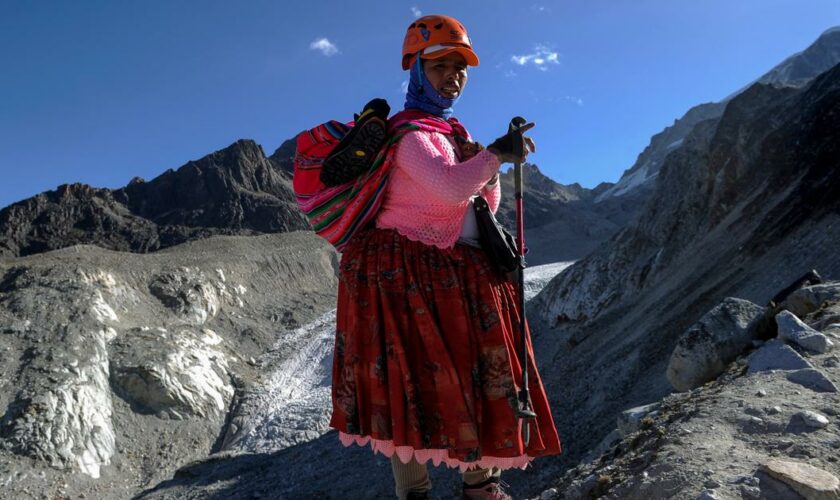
[761, 459, 840, 500]
[786, 368, 838, 393]
[792, 410, 830, 429]
[783, 283, 840, 317]
[776, 310, 834, 353]
[747, 339, 812, 374]
[739, 484, 761, 499]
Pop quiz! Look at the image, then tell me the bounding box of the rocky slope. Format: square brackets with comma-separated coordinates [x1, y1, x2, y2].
[536, 282, 840, 499]
[529, 58, 840, 485]
[0, 140, 309, 259]
[0, 231, 337, 499]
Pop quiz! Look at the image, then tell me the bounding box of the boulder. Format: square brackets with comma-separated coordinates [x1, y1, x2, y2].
[771, 270, 824, 306]
[667, 298, 765, 391]
[792, 410, 831, 429]
[776, 310, 834, 353]
[783, 282, 840, 317]
[760, 459, 840, 500]
[747, 339, 813, 374]
[786, 368, 838, 393]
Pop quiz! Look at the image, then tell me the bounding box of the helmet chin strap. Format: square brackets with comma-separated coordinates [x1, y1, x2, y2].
[404, 54, 459, 119]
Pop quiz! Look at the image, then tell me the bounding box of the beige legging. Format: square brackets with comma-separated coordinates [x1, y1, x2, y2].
[390, 455, 501, 499]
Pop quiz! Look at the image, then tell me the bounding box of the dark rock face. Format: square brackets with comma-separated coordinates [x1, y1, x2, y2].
[531, 61, 840, 470]
[0, 140, 309, 258]
[495, 164, 642, 264]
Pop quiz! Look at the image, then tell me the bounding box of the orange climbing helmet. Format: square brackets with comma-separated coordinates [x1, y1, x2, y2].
[401, 14, 480, 70]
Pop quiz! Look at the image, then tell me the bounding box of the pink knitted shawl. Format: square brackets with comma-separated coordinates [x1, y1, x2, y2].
[375, 118, 501, 249]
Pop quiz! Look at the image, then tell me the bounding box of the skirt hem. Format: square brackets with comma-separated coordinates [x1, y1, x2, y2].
[337, 431, 534, 472]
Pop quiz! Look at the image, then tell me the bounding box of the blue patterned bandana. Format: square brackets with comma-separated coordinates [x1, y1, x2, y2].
[404, 55, 459, 119]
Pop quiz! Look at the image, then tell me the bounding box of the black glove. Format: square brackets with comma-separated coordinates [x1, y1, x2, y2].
[487, 129, 526, 164]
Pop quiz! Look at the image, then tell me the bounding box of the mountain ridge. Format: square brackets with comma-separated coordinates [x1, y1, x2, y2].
[597, 26, 840, 203]
[0, 139, 309, 258]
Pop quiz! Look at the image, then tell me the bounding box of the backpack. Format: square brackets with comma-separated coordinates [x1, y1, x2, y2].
[292, 109, 469, 252]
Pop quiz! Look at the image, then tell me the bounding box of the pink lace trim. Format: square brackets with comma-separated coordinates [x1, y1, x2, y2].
[338, 432, 534, 473]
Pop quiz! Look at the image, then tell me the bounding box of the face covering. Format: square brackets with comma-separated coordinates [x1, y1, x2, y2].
[404, 55, 459, 119]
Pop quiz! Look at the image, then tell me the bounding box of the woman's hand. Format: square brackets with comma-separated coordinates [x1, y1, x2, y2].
[460, 141, 485, 160]
[487, 122, 536, 164]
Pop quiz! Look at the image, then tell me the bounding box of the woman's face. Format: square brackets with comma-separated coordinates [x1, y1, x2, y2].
[423, 52, 468, 99]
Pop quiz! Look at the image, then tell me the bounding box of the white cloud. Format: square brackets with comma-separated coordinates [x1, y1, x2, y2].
[400, 80, 409, 94]
[411, 6, 422, 18]
[511, 55, 531, 66]
[510, 44, 561, 70]
[309, 38, 339, 57]
[531, 5, 549, 12]
[565, 95, 584, 106]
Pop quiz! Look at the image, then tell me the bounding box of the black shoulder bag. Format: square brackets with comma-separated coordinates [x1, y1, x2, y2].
[473, 196, 520, 274]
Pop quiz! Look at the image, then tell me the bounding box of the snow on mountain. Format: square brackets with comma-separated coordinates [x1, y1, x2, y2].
[525, 261, 576, 300]
[595, 160, 657, 202]
[220, 311, 337, 453]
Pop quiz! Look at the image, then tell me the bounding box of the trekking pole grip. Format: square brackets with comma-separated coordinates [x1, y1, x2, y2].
[508, 116, 526, 134]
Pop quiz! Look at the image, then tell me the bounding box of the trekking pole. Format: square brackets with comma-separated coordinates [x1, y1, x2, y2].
[509, 116, 537, 446]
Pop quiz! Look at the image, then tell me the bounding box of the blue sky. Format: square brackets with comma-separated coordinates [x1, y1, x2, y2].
[1, 1, 839, 208]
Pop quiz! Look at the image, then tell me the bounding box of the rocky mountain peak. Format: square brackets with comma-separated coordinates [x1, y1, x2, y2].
[758, 26, 840, 87]
[0, 139, 309, 258]
[598, 27, 840, 204]
[500, 162, 589, 203]
[268, 137, 297, 176]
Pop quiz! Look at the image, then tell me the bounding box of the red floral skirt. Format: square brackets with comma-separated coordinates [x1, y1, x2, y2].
[329, 228, 561, 471]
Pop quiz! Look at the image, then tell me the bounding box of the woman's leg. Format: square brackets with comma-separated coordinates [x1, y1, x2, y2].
[390, 455, 431, 499]
[462, 466, 511, 499]
[462, 465, 501, 486]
